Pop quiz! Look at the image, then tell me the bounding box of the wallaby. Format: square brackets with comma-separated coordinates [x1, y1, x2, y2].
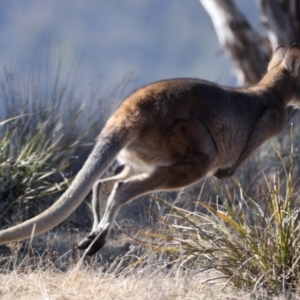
[0, 44, 300, 256]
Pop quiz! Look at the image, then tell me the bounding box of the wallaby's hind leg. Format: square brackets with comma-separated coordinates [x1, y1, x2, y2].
[77, 165, 134, 251]
[91, 165, 134, 230]
[83, 153, 217, 256]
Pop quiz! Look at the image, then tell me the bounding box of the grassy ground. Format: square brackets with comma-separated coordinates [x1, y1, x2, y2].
[0, 267, 243, 300]
[0, 225, 298, 300]
[0, 240, 247, 300]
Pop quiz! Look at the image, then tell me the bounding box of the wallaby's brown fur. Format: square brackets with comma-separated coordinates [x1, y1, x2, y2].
[1, 44, 300, 256]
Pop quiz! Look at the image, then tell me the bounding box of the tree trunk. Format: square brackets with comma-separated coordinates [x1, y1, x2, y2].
[200, 0, 300, 85]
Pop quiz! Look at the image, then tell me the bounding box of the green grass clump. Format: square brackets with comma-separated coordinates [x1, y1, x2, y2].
[141, 126, 300, 295]
[0, 112, 81, 223]
[0, 65, 94, 227]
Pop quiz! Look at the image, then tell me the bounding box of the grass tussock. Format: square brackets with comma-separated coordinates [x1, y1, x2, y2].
[0, 62, 106, 227]
[0, 109, 85, 223]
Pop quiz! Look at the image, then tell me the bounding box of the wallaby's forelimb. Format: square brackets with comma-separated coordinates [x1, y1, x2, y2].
[286, 106, 299, 123]
[214, 107, 285, 178]
[215, 105, 299, 178]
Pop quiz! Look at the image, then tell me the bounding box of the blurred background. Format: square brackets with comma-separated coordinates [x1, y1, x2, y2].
[0, 0, 260, 110]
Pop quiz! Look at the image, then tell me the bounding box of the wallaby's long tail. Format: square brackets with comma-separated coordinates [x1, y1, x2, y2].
[0, 129, 129, 245]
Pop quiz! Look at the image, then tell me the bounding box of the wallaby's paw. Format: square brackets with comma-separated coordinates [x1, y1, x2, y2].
[214, 166, 235, 179]
[77, 229, 108, 256]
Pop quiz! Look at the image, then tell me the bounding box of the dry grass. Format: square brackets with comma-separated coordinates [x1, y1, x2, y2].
[0, 234, 245, 300]
[0, 260, 247, 300]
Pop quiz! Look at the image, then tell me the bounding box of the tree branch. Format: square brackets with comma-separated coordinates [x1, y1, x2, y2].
[258, 0, 300, 50]
[200, 0, 270, 85]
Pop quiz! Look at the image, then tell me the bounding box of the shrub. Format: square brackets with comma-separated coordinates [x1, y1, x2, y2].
[0, 64, 93, 227]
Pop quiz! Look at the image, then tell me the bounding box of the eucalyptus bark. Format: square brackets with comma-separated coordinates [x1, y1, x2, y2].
[200, 0, 300, 85]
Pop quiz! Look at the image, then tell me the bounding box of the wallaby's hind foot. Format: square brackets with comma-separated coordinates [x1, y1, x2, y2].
[77, 228, 108, 256]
